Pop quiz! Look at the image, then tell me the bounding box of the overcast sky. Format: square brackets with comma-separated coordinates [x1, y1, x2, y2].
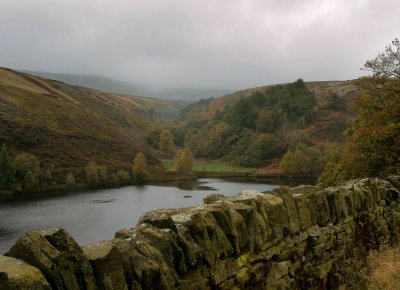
[1, 0, 399, 91]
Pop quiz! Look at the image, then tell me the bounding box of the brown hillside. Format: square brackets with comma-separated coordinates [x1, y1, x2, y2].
[0, 68, 184, 172]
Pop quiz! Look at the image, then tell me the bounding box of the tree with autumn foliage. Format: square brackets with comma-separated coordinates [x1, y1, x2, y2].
[158, 130, 175, 156]
[175, 148, 194, 175]
[85, 161, 100, 185]
[13, 153, 41, 190]
[320, 38, 400, 184]
[132, 152, 148, 182]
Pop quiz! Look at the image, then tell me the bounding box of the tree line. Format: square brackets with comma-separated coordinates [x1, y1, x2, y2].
[0, 141, 195, 193]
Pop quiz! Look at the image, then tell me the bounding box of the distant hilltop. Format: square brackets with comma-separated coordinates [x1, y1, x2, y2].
[21, 69, 234, 100]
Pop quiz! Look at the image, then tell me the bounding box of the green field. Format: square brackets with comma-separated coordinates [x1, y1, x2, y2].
[162, 159, 251, 173]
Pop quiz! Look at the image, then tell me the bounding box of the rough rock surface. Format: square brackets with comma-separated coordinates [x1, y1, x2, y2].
[1, 176, 400, 289]
[0, 256, 51, 290]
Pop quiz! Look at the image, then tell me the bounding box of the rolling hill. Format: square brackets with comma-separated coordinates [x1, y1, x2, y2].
[181, 80, 358, 144]
[182, 80, 357, 117]
[0, 67, 187, 179]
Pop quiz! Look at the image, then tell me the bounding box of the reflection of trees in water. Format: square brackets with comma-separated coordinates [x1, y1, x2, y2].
[261, 177, 316, 187]
[155, 177, 315, 190]
[176, 180, 215, 191]
[221, 177, 317, 187]
[0, 227, 18, 238]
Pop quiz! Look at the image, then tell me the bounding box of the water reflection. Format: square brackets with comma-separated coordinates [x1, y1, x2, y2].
[91, 199, 116, 204]
[152, 180, 217, 191]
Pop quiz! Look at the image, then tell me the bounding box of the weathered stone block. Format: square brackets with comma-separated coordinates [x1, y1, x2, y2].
[83, 241, 128, 290]
[5, 231, 81, 290]
[326, 187, 349, 223]
[226, 196, 266, 252]
[132, 226, 186, 275]
[203, 193, 226, 204]
[109, 238, 146, 289]
[0, 256, 51, 290]
[315, 260, 332, 279]
[42, 228, 98, 290]
[262, 193, 290, 239]
[307, 225, 322, 237]
[176, 265, 210, 290]
[266, 261, 290, 282]
[209, 258, 238, 285]
[293, 193, 312, 230]
[205, 202, 243, 256]
[272, 186, 300, 234]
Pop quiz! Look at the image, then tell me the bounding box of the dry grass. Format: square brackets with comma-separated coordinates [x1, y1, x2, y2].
[365, 246, 400, 289]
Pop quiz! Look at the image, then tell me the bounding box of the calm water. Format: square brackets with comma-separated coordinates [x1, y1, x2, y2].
[0, 178, 296, 254]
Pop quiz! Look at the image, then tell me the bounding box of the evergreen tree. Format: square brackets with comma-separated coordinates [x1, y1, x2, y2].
[0, 144, 15, 189]
[224, 98, 257, 129]
[256, 109, 281, 133]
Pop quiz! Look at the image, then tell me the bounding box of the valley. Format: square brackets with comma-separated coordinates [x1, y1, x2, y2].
[0, 67, 359, 197]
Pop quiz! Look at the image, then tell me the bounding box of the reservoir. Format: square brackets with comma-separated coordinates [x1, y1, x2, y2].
[0, 178, 309, 254]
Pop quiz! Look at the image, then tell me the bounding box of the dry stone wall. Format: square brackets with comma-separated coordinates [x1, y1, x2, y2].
[1, 176, 400, 289]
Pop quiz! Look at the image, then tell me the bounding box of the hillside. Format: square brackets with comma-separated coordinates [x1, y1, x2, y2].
[0, 68, 186, 179]
[170, 79, 360, 172]
[181, 80, 357, 142]
[182, 80, 357, 118]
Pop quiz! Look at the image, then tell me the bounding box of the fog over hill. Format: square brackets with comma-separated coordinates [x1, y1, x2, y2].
[22, 70, 233, 101]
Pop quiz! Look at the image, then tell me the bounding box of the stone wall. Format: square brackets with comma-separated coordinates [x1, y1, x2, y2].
[1, 176, 400, 289]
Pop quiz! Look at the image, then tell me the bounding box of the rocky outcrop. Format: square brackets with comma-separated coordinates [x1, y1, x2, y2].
[1, 176, 400, 289]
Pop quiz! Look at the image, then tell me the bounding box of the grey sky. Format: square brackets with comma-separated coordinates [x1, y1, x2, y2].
[1, 0, 399, 91]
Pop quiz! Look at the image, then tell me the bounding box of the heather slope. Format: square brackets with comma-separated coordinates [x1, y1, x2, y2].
[0, 68, 178, 174]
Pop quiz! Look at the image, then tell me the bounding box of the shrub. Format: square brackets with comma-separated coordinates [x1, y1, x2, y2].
[65, 172, 75, 186]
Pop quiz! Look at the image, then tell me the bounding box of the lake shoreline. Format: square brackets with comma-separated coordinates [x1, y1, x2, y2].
[0, 172, 317, 202]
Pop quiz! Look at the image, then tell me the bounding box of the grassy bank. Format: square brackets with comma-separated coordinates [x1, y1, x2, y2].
[162, 159, 252, 173]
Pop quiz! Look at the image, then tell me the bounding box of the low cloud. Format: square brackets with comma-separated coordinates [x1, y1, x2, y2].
[0, 0, 399, 92]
